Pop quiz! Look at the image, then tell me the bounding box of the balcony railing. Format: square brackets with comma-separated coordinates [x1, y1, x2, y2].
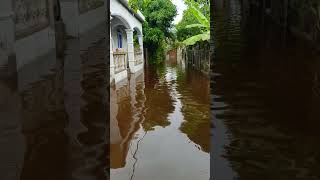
[134, 50, 143, 65]
[114, 51, 127, 73]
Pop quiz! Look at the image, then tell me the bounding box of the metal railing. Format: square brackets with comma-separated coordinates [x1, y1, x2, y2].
[113, 51, 127, 73]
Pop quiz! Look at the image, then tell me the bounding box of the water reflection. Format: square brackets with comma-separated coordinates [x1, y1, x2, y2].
[18, 53, 69, 180]
[110, 61, 210, 180]
[212, 0, 320, 179]
[0, 35, 108, 180]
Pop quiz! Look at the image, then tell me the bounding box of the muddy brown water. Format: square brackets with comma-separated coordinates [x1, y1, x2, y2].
[110, 60, 210, 180]
[212, 0, 320, 180]
[0, 36, 108, 180]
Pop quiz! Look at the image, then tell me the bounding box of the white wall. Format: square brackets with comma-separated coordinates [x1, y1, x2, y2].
[0, 0, 15, 66]
[60, 2, 80, 37]
[79, 6, 106, 35]
[60, 1, 105, 37]
[110, 0, 143, 33]
[15, 27, 56, 70]
[110, 0, 145, 83]
[111, 27, 128, 51]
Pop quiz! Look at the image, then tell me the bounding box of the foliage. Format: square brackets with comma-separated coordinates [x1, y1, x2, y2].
[183, 31, 209, 46]
[185, 0, 210, 19]
[177, 1, 210, 46]
[133, 31, 140, 49]
[129, 0, 144, 12]
[176, 8, 203, 41]
[129, 0, 177, 64]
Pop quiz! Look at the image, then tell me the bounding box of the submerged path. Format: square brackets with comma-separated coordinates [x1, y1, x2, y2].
[212, 0, 320, 179]
[0, 31, 108, 180]
[110, 61, 210, 180]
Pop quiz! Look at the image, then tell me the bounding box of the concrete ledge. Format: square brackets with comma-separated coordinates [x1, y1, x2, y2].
[115, 74, 129, 89]
[17, 50, 57, 92]
[114, 69, 128, 84]
[133, 63, 144, 73]
[15, 27, 56, 70]
[79, 6, 106, 35]
[80, 22, 106, 52]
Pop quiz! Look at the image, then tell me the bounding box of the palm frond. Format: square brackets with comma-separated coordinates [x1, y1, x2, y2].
[183, 31, 210, 46]
[185, 23, 207, 29]
[189, 5, 209, 28]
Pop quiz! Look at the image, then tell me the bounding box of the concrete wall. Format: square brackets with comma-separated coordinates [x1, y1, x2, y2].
[111, 25, 128, 52]
[79, 6, 106, 35]
[60, 1, 80, 37]
[246, 0, 320, 44]
[110, 0, 145, 84]
[0, 1, 16, 69]
[8, 0, 57, 71]
[60, 0, 105, 37]
[15, 27, 56, 70]
[110, 0, 143, 32]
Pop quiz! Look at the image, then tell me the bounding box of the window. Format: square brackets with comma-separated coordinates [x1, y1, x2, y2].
[117, 30, 122, 48]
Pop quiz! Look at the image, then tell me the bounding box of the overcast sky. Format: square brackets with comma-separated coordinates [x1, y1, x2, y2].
[172, 0, 187, 24]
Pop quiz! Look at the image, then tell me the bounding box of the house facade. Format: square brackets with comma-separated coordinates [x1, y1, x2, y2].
[0, 0, 105, 73]
[110, 0, 145, 84]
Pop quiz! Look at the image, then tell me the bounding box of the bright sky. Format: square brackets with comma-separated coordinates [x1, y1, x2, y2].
[172, 0, 187, 24]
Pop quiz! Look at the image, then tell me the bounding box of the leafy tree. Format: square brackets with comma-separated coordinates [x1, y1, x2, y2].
[187, 0, 210, 19]
[129, 0, 177, 63]
[178, 1, 210, 46]
[129, 0, 144, 12]
[176, 8, 203, 42]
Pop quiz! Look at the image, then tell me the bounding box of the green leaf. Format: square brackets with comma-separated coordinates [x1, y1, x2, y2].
[184, 24, 207, 29]
[189, 5, 209, 28]
[182, 31, 210, 46]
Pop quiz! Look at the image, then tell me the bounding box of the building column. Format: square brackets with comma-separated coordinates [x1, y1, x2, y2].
[0, 0, 15, 74]
[47, 0, 55, 29]
[125, 28, 135, 73]
[137, 34, 144, 66]
[110, 17, 115, 83]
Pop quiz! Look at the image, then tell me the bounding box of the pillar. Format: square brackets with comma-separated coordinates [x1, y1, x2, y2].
[0, 0, 16, 74]
[125, 28, 135, 73]
[47, 0, 56, 29]
[110, 17, 115, 83]
[137, 34, 144, 66]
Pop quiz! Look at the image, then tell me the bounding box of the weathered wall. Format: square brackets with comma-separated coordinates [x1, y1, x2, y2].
[60, 0, 105, 37]
[13, 0, 56, 70]
[110, 0, 143, 33]
[244, 0, 320, 45]
[185, 42, 211, 75]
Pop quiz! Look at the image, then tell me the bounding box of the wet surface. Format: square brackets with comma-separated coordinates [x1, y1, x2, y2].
[110, 59, 210, 180]
[0, 30, 108, 180]
[212, 0, 320, 180]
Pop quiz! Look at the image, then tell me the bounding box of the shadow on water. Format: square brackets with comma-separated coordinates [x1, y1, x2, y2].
[212, 0, 320, 179]
[0, 32, 108, 180]
[110, 58, 210, 180]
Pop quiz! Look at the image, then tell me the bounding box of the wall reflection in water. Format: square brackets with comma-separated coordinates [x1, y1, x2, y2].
[110, 62, 210, 180]
[0, 34, 108, 180]
[212, 0, 320, 179]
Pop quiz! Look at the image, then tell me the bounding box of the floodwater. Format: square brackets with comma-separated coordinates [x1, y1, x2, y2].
[0, 28, 108, 180]
[110, 59, 210, 180]
[212, 0, 320, 180]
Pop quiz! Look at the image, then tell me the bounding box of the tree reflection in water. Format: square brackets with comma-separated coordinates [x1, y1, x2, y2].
[110, 61, 210, 180]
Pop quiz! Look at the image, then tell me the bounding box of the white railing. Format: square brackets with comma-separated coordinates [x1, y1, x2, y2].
[134, 50, 143, 65]
[114, 51, 127, 73]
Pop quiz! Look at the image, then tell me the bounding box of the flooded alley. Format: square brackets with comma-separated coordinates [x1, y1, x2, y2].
[0, 25, 108, 180]
[110, 59, 210, 180]
[212, 0, 320, 179]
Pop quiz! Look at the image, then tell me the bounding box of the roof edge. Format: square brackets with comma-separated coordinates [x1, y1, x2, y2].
[118, 0, 145, 22]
